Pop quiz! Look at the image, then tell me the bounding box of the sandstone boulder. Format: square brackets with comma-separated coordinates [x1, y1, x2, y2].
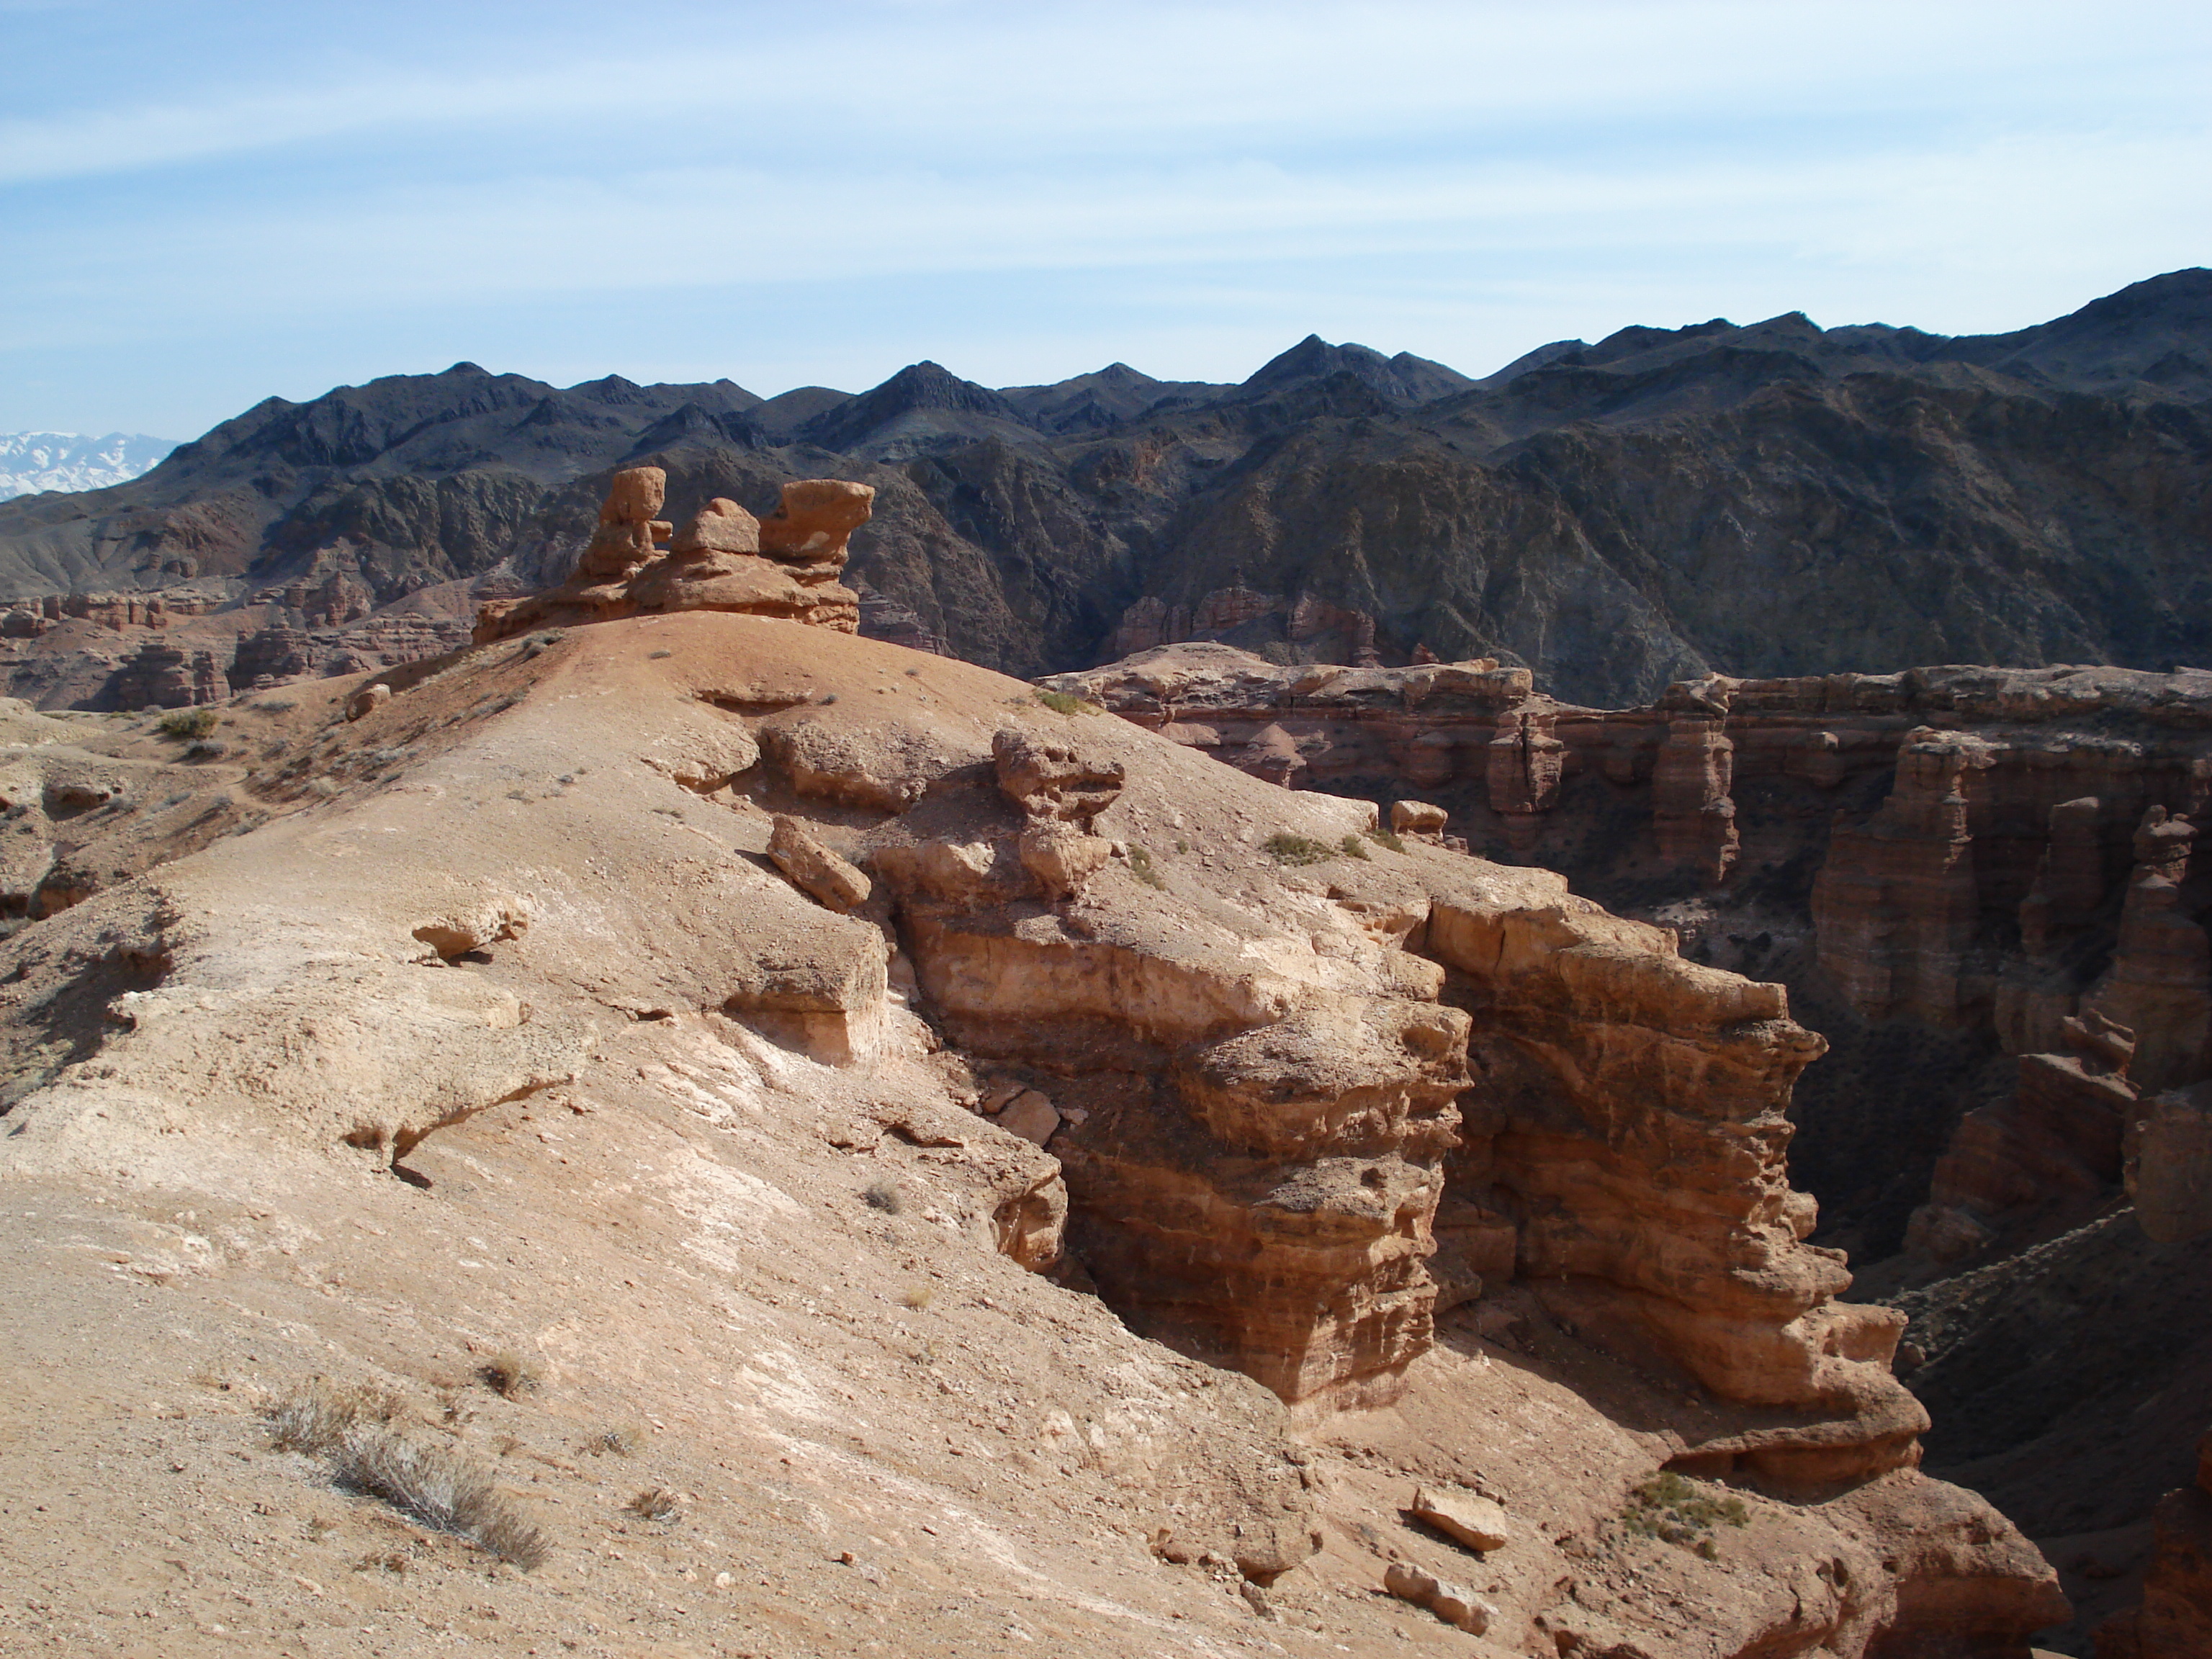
[768, 815, 871, 912]
[1383, 1561, 1496, 1632]
[1391, 799, 1448, 841]
[1411, 1485, 1512, 1552]
[994, 728, 1125, 825]
[996, 1090, 1061, 1148]
[1017, 819, 1113, 902]
[344, 682, 392, 721]
[671, 497, 760, 555]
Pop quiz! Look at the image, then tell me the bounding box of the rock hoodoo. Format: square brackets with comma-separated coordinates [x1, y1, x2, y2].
[473, 467, 872, 643]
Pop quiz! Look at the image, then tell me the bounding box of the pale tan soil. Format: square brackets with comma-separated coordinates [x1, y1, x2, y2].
[0, 613, 2062, 1656]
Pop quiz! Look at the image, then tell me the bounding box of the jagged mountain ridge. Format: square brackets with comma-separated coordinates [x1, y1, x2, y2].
[0, 432, 179, 502]
[0, 268, 2208, 706]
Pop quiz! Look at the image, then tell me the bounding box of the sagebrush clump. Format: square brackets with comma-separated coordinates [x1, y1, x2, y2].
[1619, 1471, 1750, 1557]
[267, 1379, 549, 1569]
[1264, 832, 1335, 866]
[1127, 845, 1168, 889]
[157, 707, 220, 740]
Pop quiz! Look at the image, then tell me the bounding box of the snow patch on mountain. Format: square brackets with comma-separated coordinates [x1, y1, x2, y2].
[0, 433, 180, 501]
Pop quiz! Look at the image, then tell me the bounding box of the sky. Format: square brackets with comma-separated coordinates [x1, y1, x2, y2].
[2, 0, 2208, 440]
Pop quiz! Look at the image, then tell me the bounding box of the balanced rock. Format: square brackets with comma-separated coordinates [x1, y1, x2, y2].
[757, 478, 874, 568]
[576, 465, 673, 582]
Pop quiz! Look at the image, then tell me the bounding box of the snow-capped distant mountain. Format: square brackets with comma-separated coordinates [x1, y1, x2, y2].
[0, 432, 180, 501]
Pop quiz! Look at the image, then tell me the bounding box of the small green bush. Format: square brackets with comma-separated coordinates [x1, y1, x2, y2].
[1339, 835, 1370, 860]
[1127, 845, 1168, 889]
[1033, 688, 1094, 717]
[1264, 832, 1334, 866]
[1365, 827, 1408, 853]
[1619, 1471, 1750, 1552]
[157, 707, 220, 740]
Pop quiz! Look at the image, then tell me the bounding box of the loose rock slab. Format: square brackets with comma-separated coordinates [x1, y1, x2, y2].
[1384, 1561, 1498, 1632]
[1412, 1485, 1513, 1552]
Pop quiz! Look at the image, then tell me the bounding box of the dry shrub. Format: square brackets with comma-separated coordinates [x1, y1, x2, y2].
[479, 1350, 542, 1400]
[902, 1285, 935, 1310]
[1263, 832, 1334, 866]
[628, 1487, 682, 1523]
[862, 1179, 904, 1215]
[590, 1424, 647, 1457]
[156, 707, 220, 740]
[267, 1379, 549, 1570]
[1033, 688, 1096, 716]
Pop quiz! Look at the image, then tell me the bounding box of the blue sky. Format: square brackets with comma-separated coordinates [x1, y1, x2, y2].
[4, 0, 2208, 439]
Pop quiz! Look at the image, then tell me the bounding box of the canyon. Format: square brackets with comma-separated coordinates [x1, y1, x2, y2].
[0, 265, 2205, 1655]
[1046, 639, 2212, 1653]
[0, 469, 2082, 1657]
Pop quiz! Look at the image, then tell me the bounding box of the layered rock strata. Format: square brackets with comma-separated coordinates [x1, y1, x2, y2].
[1048, 645, 2212, 1261]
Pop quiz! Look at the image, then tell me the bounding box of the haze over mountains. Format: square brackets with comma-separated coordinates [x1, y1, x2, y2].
[1, 269, 2208, 706]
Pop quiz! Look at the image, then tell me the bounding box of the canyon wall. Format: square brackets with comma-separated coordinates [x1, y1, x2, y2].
[1046, 644, 2212, 1269]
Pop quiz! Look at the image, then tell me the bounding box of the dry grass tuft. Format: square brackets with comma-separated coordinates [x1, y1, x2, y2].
[1033, 688, 1097, 716]
[627, 1487, 683, 1524]
[862, 1179, 904, 1215]
[1620, 1471, 1750, 1558]
[479, 1350, 543, 1400]
[589, 1424, 647, 1457]
[267, 1379, 550, 1570]
[1126, 845, 1168, 889]
[902, 1285, 935, 1310]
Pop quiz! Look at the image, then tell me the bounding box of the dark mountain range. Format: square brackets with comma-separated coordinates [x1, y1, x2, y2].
[1, 268, 2208, 705]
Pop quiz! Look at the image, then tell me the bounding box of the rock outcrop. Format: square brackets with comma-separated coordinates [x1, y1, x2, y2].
[473, 469, 871, 643]
[1049, 644, 2212, 1256]
[2097, 1434, 2212, 1658]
